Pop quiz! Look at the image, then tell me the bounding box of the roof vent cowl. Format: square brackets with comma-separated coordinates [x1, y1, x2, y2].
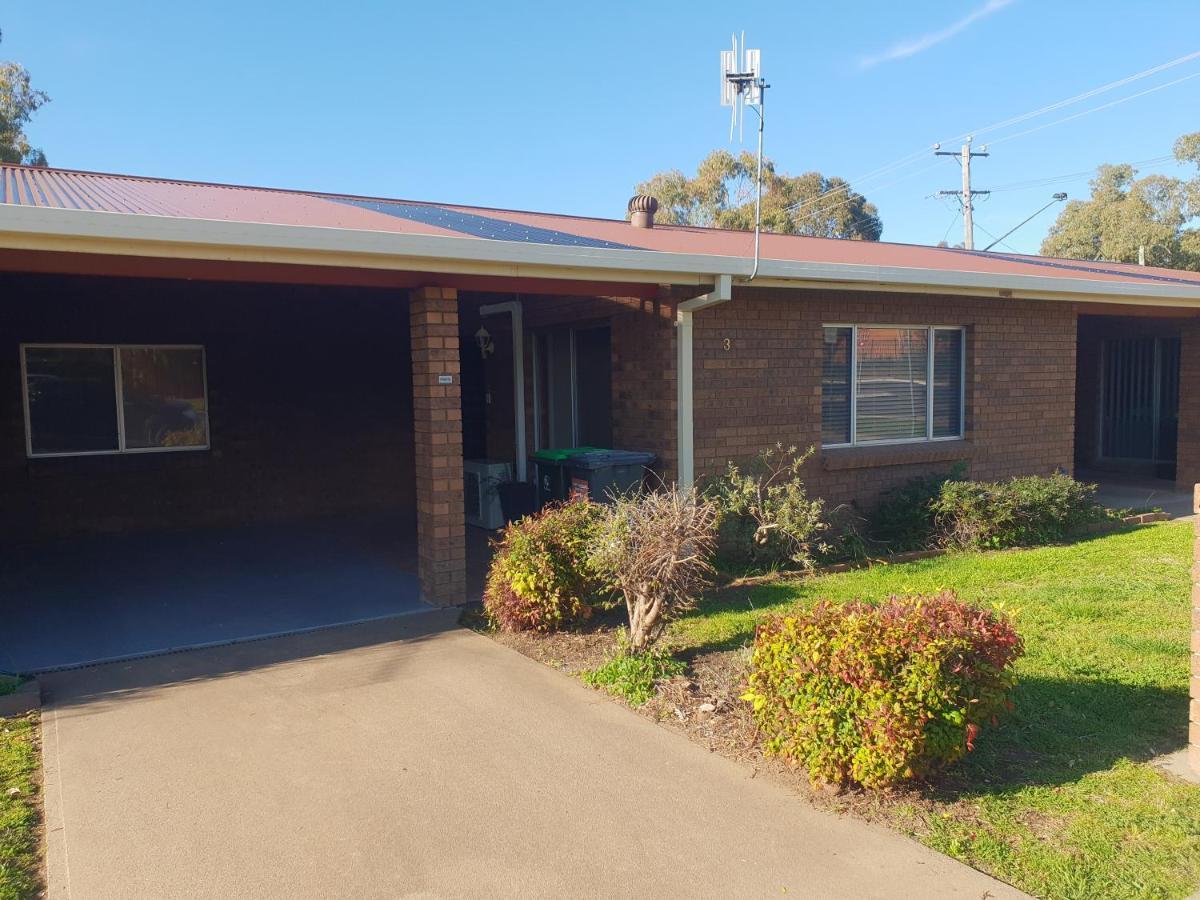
[628, 194, 659, 229]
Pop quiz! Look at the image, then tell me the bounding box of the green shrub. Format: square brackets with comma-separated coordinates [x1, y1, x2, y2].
[870, 463, 966, 551]
[743, 591, 1023, 788]
[932, 473, 1101, 550]
[583, 642, 685, 706]
[483, 500, 607, 632]
[0, 675, 22, 697]
[704, 444, 827, 571]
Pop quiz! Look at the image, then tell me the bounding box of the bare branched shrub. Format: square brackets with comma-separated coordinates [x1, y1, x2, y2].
[704, 444, 827, 570]
[588, 487, 718, 653]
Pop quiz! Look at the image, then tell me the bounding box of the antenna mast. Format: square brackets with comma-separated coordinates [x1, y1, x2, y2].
[721, 33, 769, 280]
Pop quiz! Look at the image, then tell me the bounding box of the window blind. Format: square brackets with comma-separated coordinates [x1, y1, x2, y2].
[821, 327, 852, 445]
[932, 328, 964, 439]
[854, 327, 928, 443]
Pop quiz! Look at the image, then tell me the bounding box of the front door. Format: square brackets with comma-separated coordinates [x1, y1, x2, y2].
[1100, 336, 1180, 478]
[533, 325, 612, 450]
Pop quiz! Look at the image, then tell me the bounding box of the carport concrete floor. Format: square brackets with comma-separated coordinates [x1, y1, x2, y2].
[1, 517, 427, 673]
[39, 615, 1027, 900]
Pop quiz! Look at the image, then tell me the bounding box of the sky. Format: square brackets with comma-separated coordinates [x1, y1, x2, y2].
[3, 1, 1198, 254]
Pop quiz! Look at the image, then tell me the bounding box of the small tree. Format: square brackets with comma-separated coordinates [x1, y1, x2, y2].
[588, 488, 718, 654]
[705, 444, 827, 569]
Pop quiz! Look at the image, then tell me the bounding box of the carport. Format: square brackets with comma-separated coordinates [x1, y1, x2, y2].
[1, 266, 437, 671]
[0, 166, 689, 672]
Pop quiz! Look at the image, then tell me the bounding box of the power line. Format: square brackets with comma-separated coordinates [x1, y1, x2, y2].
[777, 48, 1200, 219]
[986, 70, 1200, 147]
[957, 49, 1200, 143]
[988, 155, 1177, 192]
[939, 205, 962, 246]
[781, 48, 1200, 217]
[972, 220, 1019, 254]
[981, 194, 1068, 252]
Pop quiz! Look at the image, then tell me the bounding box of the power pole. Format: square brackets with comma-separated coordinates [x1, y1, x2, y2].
[935, 137, 990, 250]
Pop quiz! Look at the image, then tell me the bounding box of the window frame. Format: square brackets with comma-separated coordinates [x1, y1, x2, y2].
[20, 342, 211, 459]
[822, 324, 965, 449]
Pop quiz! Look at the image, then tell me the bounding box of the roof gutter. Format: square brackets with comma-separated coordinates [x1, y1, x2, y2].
[676, 274, 733, 490]
[3, 205, 1200, 305]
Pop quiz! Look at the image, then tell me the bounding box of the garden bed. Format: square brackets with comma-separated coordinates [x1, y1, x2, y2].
[472, 523, 1200, 900]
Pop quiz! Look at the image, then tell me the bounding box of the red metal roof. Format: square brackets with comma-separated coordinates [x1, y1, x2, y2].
[4, 162, 1200, 290]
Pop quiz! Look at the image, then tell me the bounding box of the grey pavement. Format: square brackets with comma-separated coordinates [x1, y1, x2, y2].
[2, 517, 425, 673]
[41, 613, 1026, 899]
[1088, 474, 1196, 521]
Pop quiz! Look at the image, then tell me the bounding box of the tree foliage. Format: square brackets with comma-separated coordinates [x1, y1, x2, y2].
[1040, 132, 1200, 270]
[0, 29, 50, 166]
[636, 149, 882, 240]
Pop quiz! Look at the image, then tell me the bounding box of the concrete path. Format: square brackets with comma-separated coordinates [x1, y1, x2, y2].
[40, 614, 1025, 899]
[1090, 475, 1196, 521]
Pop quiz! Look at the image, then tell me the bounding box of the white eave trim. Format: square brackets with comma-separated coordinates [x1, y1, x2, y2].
[2, 204, 1200, 305]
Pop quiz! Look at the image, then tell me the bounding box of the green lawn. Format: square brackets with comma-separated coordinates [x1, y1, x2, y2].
[669, 522, 1200, 900]
[0, 715, 40, 900]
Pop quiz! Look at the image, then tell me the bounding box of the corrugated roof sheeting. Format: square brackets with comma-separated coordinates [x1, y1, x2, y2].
[4, 162, 1200, 289]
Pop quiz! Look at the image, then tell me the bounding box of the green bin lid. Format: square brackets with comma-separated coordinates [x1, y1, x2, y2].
[532, 446, 604, 462]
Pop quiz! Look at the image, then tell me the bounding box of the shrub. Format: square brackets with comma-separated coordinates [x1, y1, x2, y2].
[743, 591, 1023, 788]
[588, 487, 718, 653]
[583, 641, 685, 706]
[870, 463, 967, 551]
[483, 500, 607, 632]
[932, 473, 1101, 550]
[704, 444, 827, 571]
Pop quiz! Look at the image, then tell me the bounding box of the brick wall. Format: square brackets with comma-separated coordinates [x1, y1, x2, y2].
[0, 273, 417, 544]
[692, 287, 1077, 512]
[1178, 323, 1200, 490]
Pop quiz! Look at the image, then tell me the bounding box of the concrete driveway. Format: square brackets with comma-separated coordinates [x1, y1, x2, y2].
[40, 613, 1025, 899]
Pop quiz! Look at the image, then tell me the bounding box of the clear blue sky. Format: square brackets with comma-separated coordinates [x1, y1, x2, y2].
[3, 1, 1198, 254]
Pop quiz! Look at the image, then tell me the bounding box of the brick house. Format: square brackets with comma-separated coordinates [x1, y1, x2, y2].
[3, 164, 1200, 667]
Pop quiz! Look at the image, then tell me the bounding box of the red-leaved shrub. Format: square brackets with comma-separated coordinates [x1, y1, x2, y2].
[743, 590, 1023, 788]
[483, 501, 606, 633]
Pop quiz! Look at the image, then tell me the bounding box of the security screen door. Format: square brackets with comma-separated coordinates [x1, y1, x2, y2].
[1099, 336, 1180, 473]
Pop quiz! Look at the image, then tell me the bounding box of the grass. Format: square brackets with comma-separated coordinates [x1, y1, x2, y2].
[0, 715, 41, 900]
[668, 522, 1200, 900]
[583, 646, 685, 706]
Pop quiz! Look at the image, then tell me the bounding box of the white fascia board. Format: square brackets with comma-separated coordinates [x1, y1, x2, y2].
[3, 204, 1200, 305]
[748, 260, 1200, 305]
[0, 205, 719, 285]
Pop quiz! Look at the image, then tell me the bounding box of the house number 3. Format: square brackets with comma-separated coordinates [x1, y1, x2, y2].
[723, 338, 732, 351]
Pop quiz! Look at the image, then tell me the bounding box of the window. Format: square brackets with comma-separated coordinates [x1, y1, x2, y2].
[821, 326, 964, 447]
[21, 345, 209, 457]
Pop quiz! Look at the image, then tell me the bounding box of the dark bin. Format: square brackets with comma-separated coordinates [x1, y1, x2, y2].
[496, 480, 537, 524]
[531, 447, 601, 508]
[566, 449, 657, 503]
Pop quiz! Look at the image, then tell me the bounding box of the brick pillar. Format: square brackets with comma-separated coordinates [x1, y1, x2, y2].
[1192, 484, 1200, 775]
[410, 287, 466, 607]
